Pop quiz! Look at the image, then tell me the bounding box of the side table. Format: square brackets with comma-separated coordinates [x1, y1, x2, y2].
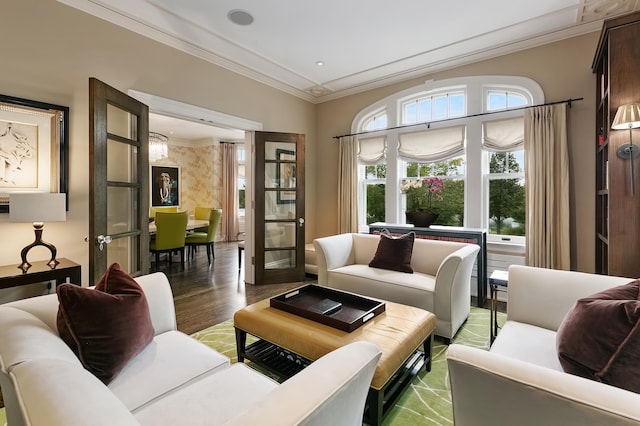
[489, 269, 508, 344]
[0, 258, 81, 291]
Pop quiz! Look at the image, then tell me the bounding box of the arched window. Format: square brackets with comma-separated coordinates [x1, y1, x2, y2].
[353, 76, 543, 244]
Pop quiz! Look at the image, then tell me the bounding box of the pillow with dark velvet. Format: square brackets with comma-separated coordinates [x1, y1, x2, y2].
[57, 262, 154, 384]
[556, 279, 640, 393]
[368, 229, 415, 273]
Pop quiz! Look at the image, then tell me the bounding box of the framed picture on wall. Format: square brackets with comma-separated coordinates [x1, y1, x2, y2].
[276, 148, 296, 204]
[0, 94, 70, 213]
[150, 165, 180, 207]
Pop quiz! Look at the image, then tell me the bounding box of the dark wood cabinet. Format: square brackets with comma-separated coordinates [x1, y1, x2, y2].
[0, 258, 81, 291]
[592, 12, 640, 276]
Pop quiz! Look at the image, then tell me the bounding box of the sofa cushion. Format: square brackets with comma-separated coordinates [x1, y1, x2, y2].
[133, 363, 278, 425]
[491, 321, 563, 371]
[368, 230, 415, 273]
[56, 263, 155, 384]
[327, 265, 435, 313]
[556, 280, 640, 393]
[109, 330, 230, 412]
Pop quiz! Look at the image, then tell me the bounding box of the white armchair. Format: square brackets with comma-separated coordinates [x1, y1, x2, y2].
[314, 232, 479, 341]
[446, 265, 640, 426]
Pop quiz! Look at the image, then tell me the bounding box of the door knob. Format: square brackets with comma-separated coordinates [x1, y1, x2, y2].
[96, 235, 113, 251]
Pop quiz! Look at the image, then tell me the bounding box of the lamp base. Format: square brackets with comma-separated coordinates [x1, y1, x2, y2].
[616, 143, 640, 159]
[18, 224, 59, 273]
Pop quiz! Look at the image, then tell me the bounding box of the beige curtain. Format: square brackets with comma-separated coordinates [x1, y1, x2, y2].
[338, 136, 358, 233]
[524, 103, 570, 269]
[221, 142, 239, 241]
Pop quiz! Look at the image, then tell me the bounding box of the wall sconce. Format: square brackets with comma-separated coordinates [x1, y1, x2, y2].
[612, 104, 640, 196]
[9, 193, 67, 272]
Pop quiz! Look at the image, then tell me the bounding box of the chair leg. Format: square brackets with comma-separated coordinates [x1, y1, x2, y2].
[180, 248, 185, 270]
[212, 241, 215, 259]
[155, 252, 160, 272]
[206, 243, 212, 264]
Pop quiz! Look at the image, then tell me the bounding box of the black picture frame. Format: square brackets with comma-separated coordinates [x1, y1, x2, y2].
[276, 148, 296, 204]
[150, 165, 181, 207]
[0, 94, 69, 213]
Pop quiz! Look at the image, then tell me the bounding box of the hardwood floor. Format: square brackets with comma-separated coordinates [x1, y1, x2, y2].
[160, 241, 309, 335]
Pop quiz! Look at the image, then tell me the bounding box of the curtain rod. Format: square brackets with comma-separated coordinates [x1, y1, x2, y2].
[332, 97, 583, 140]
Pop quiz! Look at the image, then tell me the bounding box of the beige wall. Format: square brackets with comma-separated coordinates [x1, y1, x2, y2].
[0, 0, 316, 291]
[315, 32, 600, 273]
[155, 141, 222, 215]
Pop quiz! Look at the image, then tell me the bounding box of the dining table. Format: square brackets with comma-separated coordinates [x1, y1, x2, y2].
[149, 218, 209, 234]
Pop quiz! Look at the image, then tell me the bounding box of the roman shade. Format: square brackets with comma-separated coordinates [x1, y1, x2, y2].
[482, 117, 524, 151]
[357, 135, 386, 164]
[398, 125, 465, 162]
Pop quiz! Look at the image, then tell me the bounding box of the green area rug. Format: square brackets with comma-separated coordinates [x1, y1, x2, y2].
[0, 307, 502, 426]
[192, 307, 502, 425]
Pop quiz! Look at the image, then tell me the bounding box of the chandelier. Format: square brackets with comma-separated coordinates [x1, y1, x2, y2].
[149, 132, 169, 162]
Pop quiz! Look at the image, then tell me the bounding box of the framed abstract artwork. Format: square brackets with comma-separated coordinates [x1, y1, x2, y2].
[0, 94, 69, 212]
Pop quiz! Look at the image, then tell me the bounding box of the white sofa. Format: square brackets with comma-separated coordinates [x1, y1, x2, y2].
[0, 272, 382, 426]
[314, 232, 480, 341]
[446, 265, 640, 426]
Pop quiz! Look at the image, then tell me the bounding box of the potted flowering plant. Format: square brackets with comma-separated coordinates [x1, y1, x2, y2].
[400, 177, 444, 227]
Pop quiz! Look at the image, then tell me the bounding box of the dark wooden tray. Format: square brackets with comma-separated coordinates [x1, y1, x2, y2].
[270, 284, 385, 332]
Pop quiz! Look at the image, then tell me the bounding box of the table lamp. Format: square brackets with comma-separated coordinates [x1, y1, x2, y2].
[10, 193, 66, 272]
[612, 103, 640, 196]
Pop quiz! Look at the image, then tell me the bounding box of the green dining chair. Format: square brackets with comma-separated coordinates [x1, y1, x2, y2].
[150, 211, 189, 271]
[193, 206, 212, 233]
[149, 206, 178, 220]
[185, 208, 222, 264]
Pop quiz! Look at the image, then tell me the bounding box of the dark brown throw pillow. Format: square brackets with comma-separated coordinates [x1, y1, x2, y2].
[57, 262, 155, 384]
[368, 230, 415, 273]
[556, 280, 640, 393]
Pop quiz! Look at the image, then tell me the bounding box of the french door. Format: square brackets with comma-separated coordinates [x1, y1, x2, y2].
[253, 131, 305, 284]
[89, 78, 150, 283]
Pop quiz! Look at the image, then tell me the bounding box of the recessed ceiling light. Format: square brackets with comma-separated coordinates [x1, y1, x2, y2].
[316, 61, 324, 66]
[228, 9, 254, 26]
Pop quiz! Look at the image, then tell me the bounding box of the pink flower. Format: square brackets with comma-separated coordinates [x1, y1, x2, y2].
[401, 176, 445, 211]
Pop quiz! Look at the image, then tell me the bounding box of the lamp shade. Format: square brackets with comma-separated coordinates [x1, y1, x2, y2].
[612, 104, 640, 130]
[10, 193, 66, 223]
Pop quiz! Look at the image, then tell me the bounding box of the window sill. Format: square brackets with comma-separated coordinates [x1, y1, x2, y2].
[487, 240, 525, 254]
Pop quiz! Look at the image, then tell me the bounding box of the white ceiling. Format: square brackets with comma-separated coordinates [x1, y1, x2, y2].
[149, 112, 245, 143]
[59, 0, 640, 139]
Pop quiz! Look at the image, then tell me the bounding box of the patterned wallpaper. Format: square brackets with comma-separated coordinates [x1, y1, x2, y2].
[150, 140, 222, 216]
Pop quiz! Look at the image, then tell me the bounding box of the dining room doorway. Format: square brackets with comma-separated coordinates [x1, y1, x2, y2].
[127, 91, 308, 285]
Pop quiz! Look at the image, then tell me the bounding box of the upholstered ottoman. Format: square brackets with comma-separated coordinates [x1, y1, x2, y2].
[234, 297, 436, 425]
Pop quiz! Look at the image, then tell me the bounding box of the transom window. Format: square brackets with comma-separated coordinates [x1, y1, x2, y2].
[362, 110, 387, 131]
[486, 90, 528, 111]
[352, 76, 543, 244]
[401, 90, 465, 124]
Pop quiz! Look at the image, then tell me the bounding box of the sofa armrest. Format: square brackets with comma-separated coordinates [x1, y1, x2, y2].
[10, 359, 140, 426]
[507, 265, 632, 331]
[446, 344, 640, 426]
[433, 245, 479, 332]
[134, 272, 177, 335]
[313, 234, 356, 285]
[224, 341, 381, 426]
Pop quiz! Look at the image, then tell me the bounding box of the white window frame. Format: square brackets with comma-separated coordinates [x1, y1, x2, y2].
[352, 76, 544, 246]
